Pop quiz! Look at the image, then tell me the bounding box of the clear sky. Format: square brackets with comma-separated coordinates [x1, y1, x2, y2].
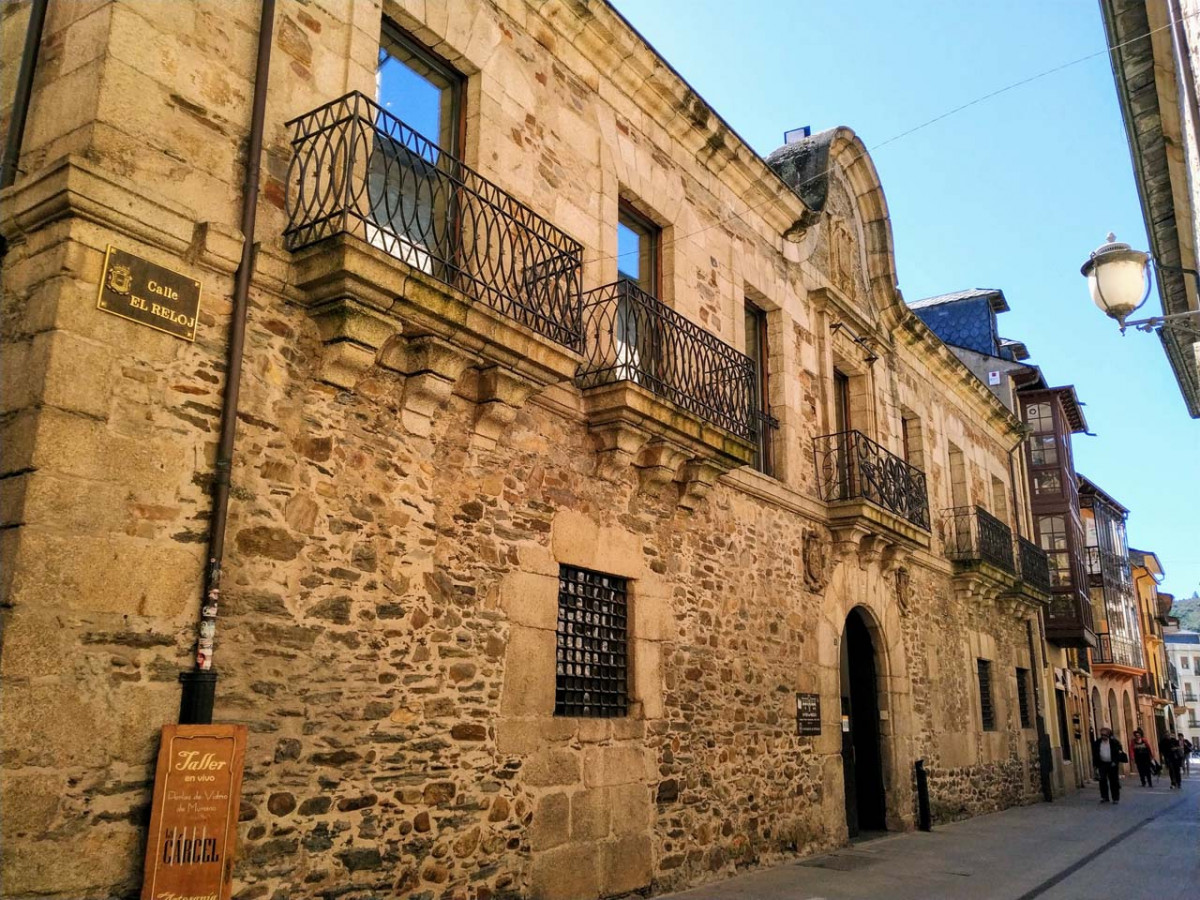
[612, 0, 1199, 599]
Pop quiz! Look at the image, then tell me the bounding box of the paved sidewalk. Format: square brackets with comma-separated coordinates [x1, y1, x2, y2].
[666, 775, 1199, 900]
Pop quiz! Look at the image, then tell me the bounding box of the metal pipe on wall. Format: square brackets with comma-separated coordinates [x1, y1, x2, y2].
[178, 0, 276, 726]
[1, 0, 48, 190]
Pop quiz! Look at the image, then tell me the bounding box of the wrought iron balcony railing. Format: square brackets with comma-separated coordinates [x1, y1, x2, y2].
[1017, 536, 1052, 594]
[1091, 631, 1144, 669]
[944, 506, 1015, 573]
[1136, 674, 1157, 696]
[576, 279, 758, 441]
[284, 92, 583, 349]
[755, 409, 780, 477]
[814, 430, 930, 530]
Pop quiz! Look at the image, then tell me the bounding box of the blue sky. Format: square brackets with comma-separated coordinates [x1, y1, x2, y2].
[612, 0, 1199, 599]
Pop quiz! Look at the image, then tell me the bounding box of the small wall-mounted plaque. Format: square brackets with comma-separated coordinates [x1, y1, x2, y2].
[97, 245, 202, 341]
[141, 724, 247, 900]
[796, 692, 822, 736]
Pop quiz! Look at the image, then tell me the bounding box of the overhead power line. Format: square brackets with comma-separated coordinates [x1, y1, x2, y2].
[585, 10, 1197, 272]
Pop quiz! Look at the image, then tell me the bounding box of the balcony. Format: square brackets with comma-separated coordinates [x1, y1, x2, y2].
[1091, 632, 1145, 672]
[283, 93, 584, 441]
[1016, 536, 1052, 595]
[813, 430, 931, 564]
[1136, 674, 1158, 697]
[945, 506, 1015, 573]
[576, 280, 758, 506]
[1085, 545, 1102, 577]
[1046, 591, 1097, 649]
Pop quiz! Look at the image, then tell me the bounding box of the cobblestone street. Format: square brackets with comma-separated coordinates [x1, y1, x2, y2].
[667, 776, 1199, 900]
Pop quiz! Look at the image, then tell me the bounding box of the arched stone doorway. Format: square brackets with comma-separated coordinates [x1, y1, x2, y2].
[840, 607, 886, 838]
[1107, 689, 1120, 738]
[1091, 687, 1103, 738]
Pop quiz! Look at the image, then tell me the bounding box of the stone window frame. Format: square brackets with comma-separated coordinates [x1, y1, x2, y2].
[498, 513, 667, 730]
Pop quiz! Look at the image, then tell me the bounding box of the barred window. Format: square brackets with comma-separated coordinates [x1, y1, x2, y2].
[1015, 667, 1032, 729]
[977, 659, 995, 731]
[555, 566, 629, 718]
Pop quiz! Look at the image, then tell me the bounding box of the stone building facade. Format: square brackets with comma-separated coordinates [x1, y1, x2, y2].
[1, 2, 1054, 899]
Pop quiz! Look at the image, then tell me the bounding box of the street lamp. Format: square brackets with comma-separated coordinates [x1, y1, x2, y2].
[1080, 233, 1200, 334]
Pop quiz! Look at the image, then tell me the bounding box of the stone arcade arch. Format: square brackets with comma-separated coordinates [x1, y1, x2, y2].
[1108, 689, 1121, 738]
[1092, 686, 1104, 735]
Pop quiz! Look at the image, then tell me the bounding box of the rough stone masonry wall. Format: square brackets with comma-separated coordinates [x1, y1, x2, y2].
[0, 2, 1047, 899]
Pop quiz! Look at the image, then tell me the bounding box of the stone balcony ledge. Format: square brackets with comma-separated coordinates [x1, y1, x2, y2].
[291, 234, 582, 445]
[580, 380, 756, 510]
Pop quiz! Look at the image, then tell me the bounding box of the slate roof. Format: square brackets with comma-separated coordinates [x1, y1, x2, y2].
[1165, 632, 1200, 644]
[908, 288, 1009, 312]
[907, 290, 1010, 359]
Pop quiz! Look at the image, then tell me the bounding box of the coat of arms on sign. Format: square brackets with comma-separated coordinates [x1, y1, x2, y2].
[106, 263, 133, 295]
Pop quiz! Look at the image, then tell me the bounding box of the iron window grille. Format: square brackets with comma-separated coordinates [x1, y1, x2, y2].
[555, 566, 629, 718]
[977, 659, 995, 731]
[284, 92, 583, 349]
[1016, 667, 1032, 729]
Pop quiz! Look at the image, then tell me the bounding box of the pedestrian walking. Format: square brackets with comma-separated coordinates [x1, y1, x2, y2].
[1182, 736, 1193, 776]
[1130, 729, 1155, 787]
[1160, 733, 1183, 789]
[1092, 727, 1126, 804]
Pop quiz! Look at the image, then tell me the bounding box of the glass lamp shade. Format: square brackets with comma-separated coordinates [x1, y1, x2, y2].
[1080, 234, 1150, 324]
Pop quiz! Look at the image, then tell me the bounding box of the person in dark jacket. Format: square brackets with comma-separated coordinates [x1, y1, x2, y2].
[1130, 728, 1155, 787]
[1161, 733, 1184, 788]
[1091, 727, 1125, 803]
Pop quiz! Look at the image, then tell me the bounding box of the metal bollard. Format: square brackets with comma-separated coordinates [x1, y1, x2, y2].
[915, 758, 932, 831]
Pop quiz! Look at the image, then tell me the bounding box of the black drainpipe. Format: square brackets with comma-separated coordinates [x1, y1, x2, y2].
[179, 0, 276, 725]
[1, 0, 48, 190]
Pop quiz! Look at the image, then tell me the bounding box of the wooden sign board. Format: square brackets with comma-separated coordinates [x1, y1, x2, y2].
[142, 724, 247, 900]
[796, 692, 821, 737]
[97, 245, 203, 341]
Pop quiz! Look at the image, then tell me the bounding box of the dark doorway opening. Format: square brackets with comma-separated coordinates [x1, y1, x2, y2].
[841, 608, 886, 838]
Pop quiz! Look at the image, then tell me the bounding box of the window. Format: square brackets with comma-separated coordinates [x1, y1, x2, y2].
[833, 370, 852, 434]
[1033, 471, 1062, 496]
[614, 203, 662, 383]
[1016, 668, 1032, 729]
[377, 22, 462, 152]
[1024, 401, 1054, 434]
[617, 203, 660, 296]
[745, 299, 773, 475]
[370, 23, 464, 272]
[1185, 657, 1191, 670]
[1036, 514, 1071, 587]
[555, 566, 629, 718]
[978, 659, 995, 731]
[1029, 434, 1059, 467]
